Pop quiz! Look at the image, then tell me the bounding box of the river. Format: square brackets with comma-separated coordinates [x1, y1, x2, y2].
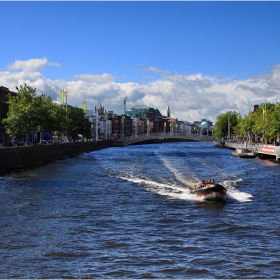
[1, 142, 280, 278]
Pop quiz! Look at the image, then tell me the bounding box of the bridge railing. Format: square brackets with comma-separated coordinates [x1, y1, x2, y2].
[114, 133, 215, 146]
[216, 139, 280, 160]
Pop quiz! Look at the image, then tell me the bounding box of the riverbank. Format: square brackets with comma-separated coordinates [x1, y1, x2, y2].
[1, 136, 207, 173]
[0, 141, 113, 173]
[213, 140, 259, 150]
[214, 139, 280, 161]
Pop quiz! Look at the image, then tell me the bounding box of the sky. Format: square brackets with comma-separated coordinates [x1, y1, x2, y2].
[1, 1, 280, 123]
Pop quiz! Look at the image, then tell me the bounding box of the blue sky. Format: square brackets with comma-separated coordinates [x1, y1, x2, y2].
[1, 1, 280, 122]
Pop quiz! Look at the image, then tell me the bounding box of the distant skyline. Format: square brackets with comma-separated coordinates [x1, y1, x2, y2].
[1, 1, 280, 122]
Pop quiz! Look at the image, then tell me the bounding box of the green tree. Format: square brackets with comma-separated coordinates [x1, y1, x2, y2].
[2, 85, 69, 141]
[261, 103, 280, 141]
[241, 111, 255, 137]
[38, 96, 67, 135]
[223, 103, 280, 143]
[250, 106, 263, 137]
[213, 111, 239, 138]
[270, 104, 280, 142]
[232, 114, 243, 137]
[65, 107, 92, 139]
[240, 103, 278, 141]
[2, 85, 40, 139]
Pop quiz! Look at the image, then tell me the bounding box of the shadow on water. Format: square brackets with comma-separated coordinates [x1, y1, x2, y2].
[195, 200, 227, 210]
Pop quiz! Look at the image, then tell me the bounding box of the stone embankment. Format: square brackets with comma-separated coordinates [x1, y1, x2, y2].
[0, 141, 113, 173]
[213, 140, 259, 151]
[214, 140, 280, 161]
[0, 136, 204, 173]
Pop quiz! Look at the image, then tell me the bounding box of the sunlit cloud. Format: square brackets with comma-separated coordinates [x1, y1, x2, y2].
[8, 58, 60, 72]
[144, 65, 169, 74]
[73, 73, 116, 83]
[1, 58, 280, 123]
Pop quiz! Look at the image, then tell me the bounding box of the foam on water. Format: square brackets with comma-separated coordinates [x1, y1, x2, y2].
[160, 157, 198, 189]
[221, 179, 253, 202]
[227, 190, 253, 202]
[119, 175, 203, 202]
[165, 155, 253, 204]
[117, 156, 253, 203]
[110, 151, 253, 204]
[121, 174, 252, 203]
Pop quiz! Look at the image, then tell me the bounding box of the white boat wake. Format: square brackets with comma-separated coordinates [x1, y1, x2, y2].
[160, 157, 198, 189]
[161, 157, 253, 203]
[118, 175, 204, 202]
[221, 180, 253, 202]
[112, 156, 253, 203]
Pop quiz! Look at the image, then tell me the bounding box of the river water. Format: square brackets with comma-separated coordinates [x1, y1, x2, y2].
[1, 142, 280, 278]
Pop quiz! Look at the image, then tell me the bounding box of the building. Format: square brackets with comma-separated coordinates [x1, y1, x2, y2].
[95, 101, 106, 118]
[125, 105, 164, 134]
[178, 121, 192, 134]
[85, 101, 112, 140]
[111, 114, 132, 138]
[193, 119, 213, 135]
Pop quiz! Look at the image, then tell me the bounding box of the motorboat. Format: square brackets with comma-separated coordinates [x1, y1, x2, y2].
[192, 183, 227, 202]
[232, 148, 256, 158]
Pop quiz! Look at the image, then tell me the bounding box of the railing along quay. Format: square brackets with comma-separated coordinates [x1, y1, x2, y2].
[214, 139, 280, 161]
[114, 133, 215, 147]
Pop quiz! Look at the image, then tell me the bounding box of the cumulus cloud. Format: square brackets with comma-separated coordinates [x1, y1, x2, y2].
[1, 58, 280, 123]
[73, 73, 116, 83]
[8, 58, 60, 72]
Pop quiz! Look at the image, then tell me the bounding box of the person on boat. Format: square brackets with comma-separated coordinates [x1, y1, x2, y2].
[200, 180, 207, 188]
[205, 179, 215, 186]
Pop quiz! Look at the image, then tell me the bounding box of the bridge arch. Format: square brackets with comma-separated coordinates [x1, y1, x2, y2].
[113, 133, 214, 147]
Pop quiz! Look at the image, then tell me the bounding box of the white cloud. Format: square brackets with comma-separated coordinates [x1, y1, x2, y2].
[8, 58, 60, 72]
[1, 58, 280, 123]
[144, 65, 169, 74]
[73, 73, 116, 83]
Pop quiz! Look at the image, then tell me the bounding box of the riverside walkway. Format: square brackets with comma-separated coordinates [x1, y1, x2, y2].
[113, 133, 215, 147]
[214, 139, 280, 161]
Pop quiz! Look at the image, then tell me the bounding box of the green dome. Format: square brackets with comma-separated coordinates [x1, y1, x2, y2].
[200, 121, 210, 127]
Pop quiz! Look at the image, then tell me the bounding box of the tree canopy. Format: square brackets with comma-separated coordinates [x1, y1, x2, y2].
[213, 111, 240, 139]
[213, 103, 280, 142]
[2, 84, 92, 140]
[66, 107, 92, 138]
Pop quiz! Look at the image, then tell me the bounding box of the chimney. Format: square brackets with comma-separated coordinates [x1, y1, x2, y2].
[253, 105, 259, 112]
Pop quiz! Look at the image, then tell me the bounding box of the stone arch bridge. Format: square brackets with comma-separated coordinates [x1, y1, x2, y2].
[113, 133, 215, 147]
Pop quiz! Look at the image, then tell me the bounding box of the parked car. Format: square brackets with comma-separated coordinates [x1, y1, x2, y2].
[39, 140, 49, 145]
[10, 140, 31, 146]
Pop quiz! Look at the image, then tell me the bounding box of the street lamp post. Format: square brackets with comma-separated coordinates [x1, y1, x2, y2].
[95, 112, 99, 141]
[228, 115, 230, 139]
[135, 118, 138, 137]
[105, 120, 107, 140]
[121, 116, 124, 139]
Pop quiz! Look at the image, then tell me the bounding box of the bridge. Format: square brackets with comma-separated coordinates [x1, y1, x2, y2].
[113, 133, 215, 147]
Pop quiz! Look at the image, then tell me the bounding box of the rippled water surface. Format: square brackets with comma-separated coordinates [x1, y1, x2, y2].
[1, 142, 280, 278]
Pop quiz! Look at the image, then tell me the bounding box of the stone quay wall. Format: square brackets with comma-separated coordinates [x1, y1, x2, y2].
[0, 141, 113, 173]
